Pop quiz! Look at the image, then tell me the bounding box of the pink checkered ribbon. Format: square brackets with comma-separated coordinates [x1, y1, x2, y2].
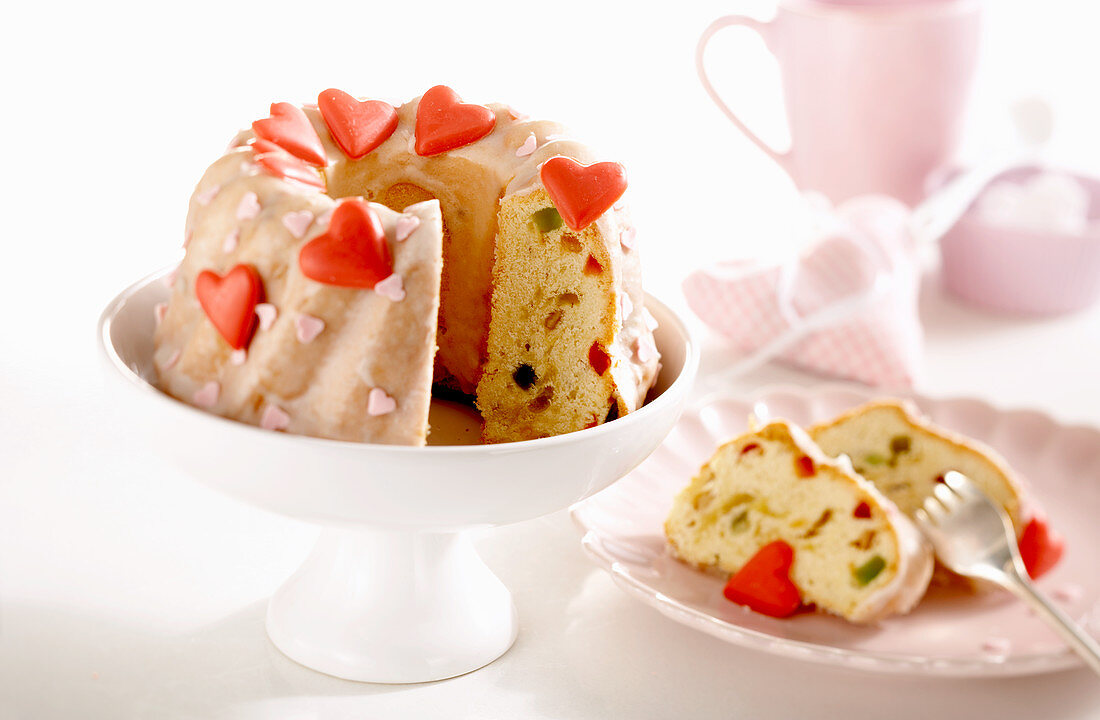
[684, 195, 923, 387]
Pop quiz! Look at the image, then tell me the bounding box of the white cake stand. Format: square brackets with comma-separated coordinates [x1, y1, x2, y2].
[98, 268, 698, 684]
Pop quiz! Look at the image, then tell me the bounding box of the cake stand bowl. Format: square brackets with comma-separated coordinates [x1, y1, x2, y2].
[98, 268, 699, 684]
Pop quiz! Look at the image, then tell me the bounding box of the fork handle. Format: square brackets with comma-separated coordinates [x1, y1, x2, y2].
[998, 570, 1100, 677]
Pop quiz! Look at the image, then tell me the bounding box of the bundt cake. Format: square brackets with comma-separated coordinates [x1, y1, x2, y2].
[665, 420, 933, 623]
[808, 399, 1065, 579]
[155, 85, 660, 444]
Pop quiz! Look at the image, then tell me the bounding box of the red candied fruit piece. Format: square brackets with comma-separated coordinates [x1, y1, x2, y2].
[740, 443, 761, 456]
[853, 501, 872, 519]
[588, 342, 610, 375]
[794, 455, 815, 478]
[723, 540, 802, 618]
[1018, 515, 1065, 580]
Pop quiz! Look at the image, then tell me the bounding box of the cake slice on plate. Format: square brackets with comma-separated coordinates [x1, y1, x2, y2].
[665, 420, 933, 623]
[808, 399, 1064, 579]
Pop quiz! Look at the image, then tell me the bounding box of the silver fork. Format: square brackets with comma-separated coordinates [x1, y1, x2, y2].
[915, 471, 1100, 676]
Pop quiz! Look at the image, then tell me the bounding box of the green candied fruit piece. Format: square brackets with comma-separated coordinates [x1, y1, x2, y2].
[853, 555, 886, 586]
[530, 207, 563, 233]
[729, 509, 750, 534]
[863, 453, 888, 466]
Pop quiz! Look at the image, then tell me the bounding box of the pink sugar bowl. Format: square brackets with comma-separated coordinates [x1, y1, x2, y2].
[939, 166, 1100, 316]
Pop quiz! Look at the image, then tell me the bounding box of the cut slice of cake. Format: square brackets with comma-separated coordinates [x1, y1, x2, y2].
[665, 420, 933, 623]
[808, 399, 1064, 579]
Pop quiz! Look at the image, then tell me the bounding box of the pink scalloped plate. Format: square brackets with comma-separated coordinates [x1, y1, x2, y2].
[571, 385, 1100, 677]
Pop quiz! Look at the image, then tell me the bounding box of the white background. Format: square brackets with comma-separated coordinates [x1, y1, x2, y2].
[2, 1, 1100, 718]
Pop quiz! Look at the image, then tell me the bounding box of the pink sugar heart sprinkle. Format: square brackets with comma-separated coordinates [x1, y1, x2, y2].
[395, 214, 420, 242]
[981, 637, 1011, 656]
[183, 230, 192, 249]
[255, 303, 277, 331]
[1053, 584, 1084, 603]
[367, 387, 397, 416]
[195, 184, 220, 206]
[163, 349, 181, 370]
[619, 226, 637, 251]
[154, 302, 168, 326]
[295, 314, 325, 344]
[641, 307, 659, 331]
[516, 133, 537, 157]
[193, 381, 220, 409]
[282, 209, 314, 239]
[236, 191, 261, 220]
[635, 335, 657, 363]
[374, 273, 406, 302]
[260, 404, 291, 431]
[223, 228, 240, 253]
[162, 269, 178, 288]
[229, 349, 247, 365]
[613, 201, 626, 212]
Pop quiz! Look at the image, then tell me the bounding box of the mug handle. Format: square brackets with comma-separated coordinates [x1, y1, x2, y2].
[696, 15, 793, 173]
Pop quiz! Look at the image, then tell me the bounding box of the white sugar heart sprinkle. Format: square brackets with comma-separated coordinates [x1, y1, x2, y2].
[367, 387, 397, 416]
[619, 293, 634, 322]
[193, 381, 220, 409]
[374, 273, 406, 302]
[195, 184, 220, 206]
[295, 314, 325, 343]
[516, 133, 537, 157]
[260, 404, 291, 431]
[613, 201, 626, 212]
[282, 209, 314, 239]
[236, 191, 261, 220]
[223, 228, 240, 253]
[394, 214, 420, 242]
[255, 303, 277, 331]
[619, 226, 637, 251]
[641, 307, 659, 331]
[154, 302, 168, 326]
[162, 349, 181, 370]
[229, 349, 247, 365]
[635, 335, 658, 363]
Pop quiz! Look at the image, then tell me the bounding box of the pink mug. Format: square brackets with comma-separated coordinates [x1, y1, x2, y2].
[697, 0, 981, 205]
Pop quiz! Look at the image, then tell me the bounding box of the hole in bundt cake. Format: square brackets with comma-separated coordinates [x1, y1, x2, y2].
[556, 292, 580, 306]
[528, 386, 554, 412]
[605, 401, 619, 423]
[512, 364, 538, 390]
[377, 182, 436, 211]
[560, 233, 583, 253]
[584, 255, 603, 275]
[729, 509, 750, 533]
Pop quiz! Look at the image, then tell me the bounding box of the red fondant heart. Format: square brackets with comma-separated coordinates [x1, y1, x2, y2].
[1019, 515, 1065, 580]
[540, 156, 627, 231]
[253, 102, 327, 167]
[414, 85, 496, 157]
[254, 148, 325, 189]
[723, 540, 802, 618]
[317, 88, 398, 160]
[299, 199, 392, 288]
[195, 264, 265, 350]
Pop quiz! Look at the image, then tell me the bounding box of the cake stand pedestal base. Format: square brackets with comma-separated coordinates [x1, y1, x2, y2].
[265, 527, 517, 684]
